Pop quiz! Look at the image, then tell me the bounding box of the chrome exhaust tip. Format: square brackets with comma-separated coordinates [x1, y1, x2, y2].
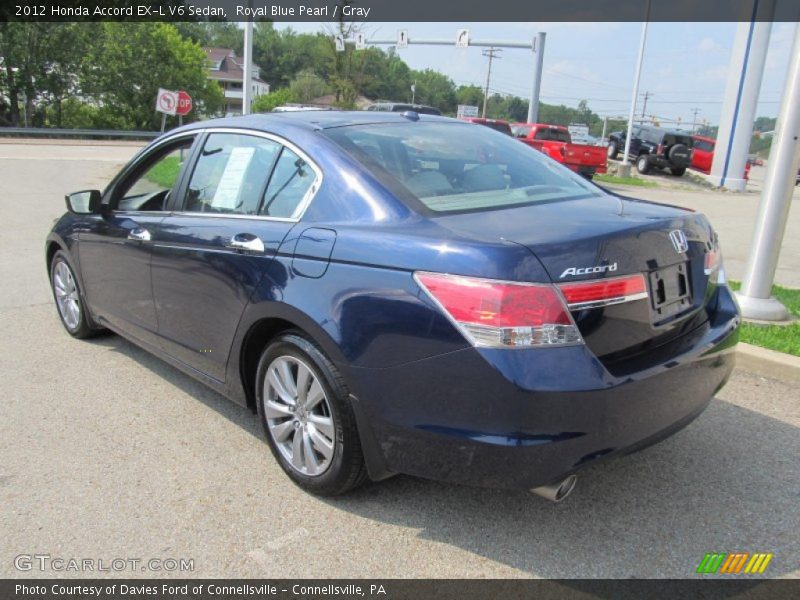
[531, 475, 577, 502]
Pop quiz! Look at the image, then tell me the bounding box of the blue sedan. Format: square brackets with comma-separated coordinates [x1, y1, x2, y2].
[46, 111, 739, 500]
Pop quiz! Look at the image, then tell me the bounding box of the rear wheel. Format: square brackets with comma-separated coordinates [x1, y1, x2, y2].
[607, 141, 619, 159]
[636, 155, 651, 174]
[256, 332, 367, 496]
[670, 167, 686, 177]
[49, 251, 100, 339]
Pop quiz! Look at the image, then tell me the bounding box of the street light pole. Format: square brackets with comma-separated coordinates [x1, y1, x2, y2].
[737, 23, 800, 321]
[527, 32, 546, 124]
[242, 21, 254, 115]
[621, 1, 651, 174]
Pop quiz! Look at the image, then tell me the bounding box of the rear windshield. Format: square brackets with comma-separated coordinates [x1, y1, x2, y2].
[322, 122, 601, 214]
[481, 122, 512, 135]
[533, 128, 571, 143]
[693, 139, 714, 152]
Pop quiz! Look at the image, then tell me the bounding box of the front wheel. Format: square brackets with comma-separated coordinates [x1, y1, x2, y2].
[607, 141, 619, 159]
[636, 155, 651, 174]
[50, 251, 101, 339]
[256, 332, 367, 496]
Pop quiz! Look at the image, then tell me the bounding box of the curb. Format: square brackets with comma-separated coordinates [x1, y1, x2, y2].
[735, 343, 800, 384]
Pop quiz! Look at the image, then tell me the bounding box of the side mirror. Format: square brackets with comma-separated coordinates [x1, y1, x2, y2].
[65, 190, 101, 215]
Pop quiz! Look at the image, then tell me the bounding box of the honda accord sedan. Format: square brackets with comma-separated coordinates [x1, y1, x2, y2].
[46, 112, 739, 500]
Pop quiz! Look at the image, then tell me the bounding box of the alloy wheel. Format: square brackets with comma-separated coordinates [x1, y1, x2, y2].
[53, 260, 81, 331]
[263, 355, 336, 477]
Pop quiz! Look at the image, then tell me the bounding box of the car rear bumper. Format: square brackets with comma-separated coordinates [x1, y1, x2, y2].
[344, 286, 739, 490]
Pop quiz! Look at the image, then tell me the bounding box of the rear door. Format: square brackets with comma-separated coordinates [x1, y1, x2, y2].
[150, 130, 322, 381]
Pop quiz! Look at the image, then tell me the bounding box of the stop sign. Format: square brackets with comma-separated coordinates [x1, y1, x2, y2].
[176, 90, 192, 116]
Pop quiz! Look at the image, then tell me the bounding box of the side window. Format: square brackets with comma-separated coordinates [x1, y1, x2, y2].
[260, 147, 317, 218]
[184, 133, 281, 215]
[115, 138, 194, 212]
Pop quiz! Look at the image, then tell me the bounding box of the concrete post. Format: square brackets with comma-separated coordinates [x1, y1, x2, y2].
[736, 23, 800, 321]
[709, 10, 774, 191]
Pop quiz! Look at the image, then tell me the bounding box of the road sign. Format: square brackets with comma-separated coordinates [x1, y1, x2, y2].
[356, 33, 366, 50]
[457, 104, 479, 118]
[334, 34, 345, 52]
[176, 90, 192, 116]
[397, 29, 408, 49]
[156, 88, 178, 116]
[456, 29, 470, 48]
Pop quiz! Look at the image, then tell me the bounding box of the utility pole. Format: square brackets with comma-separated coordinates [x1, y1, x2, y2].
[691, 108, 701, 133]
[482, 47, 501, 118]
[640, 91, 652, 118]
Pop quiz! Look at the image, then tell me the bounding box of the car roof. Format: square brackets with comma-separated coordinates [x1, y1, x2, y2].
[168, 110, 455, 136]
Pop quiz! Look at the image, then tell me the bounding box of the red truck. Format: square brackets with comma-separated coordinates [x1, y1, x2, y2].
[512, 123, 607, 179]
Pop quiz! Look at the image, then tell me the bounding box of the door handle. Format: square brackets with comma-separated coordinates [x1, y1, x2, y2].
[128, 227, 151, 242]
[227, 233, 265, 253]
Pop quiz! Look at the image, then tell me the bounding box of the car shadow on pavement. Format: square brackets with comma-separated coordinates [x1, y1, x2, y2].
[329, 398, 799, 579]
[93, 334, 264, 441]
[98, 335, 798, 579]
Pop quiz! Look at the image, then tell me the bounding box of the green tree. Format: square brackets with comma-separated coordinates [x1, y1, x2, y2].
[81, 23, 223, 129]
[410, 69, 457, 113]
[456, 85, 484, 109]
[251, 88, 295, 113]
[289, 69, 329, 103]
[0, 23, 90, 127]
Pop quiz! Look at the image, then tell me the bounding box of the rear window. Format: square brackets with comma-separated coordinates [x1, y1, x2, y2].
[511, 124, 531, 138]
[480, 122, 512, 135]
[533, 128, 571, 143]
[693, 139, 714, 152]
[322, 122, 601, 214]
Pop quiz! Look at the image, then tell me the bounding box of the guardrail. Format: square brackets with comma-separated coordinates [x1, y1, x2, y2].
[0, 127, 159, 141]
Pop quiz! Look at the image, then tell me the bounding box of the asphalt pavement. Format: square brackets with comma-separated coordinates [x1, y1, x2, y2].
[1, 141, 798, 579]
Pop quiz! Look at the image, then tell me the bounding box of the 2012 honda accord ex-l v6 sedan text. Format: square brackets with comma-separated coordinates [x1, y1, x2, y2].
[46, 112, 739, 501]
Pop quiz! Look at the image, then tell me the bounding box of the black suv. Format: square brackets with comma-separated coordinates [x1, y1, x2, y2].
[607, 125, 693, 176]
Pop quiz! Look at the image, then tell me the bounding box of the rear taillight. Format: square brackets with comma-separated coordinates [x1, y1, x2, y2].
[415, 272, 582, 348]
[705, 246, 726, 284]
[558, 274, 648, 309]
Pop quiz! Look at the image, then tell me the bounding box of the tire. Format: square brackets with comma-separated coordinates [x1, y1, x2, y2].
[670, 167, 686, 177]
[667, 143, 691, 166]
[636, 155, 651, 174]
[49, 250, 101, 339]
[256, 331, 367, 496]
[607, 141, 619, 159]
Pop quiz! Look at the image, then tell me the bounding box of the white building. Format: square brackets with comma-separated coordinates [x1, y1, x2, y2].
[204, 47, 269, 116]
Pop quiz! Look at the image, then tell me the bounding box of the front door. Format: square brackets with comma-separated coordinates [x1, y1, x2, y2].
[78, 136, 196, 348]
[151, 131, 321, 382]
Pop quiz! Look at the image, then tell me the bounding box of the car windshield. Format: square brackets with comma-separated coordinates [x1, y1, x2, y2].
[322, 122, 601, 214]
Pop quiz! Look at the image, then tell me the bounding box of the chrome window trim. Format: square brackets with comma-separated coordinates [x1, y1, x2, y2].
[160, 127, 323, 223]
[565, 291, 649, 311]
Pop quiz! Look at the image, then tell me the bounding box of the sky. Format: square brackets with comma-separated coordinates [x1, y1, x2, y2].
[276, 21, 798, 126]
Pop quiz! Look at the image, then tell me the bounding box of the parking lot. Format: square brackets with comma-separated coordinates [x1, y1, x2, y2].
[1, 141, 798, 579]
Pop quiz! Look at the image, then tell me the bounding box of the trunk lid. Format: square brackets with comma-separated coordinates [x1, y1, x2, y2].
[434, 193, 718, 373]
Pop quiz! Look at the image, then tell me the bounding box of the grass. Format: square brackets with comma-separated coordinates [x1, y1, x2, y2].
[144, 156, 182, 188]
[593, 173, 658, 188]
[728, 281, 800, 357]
